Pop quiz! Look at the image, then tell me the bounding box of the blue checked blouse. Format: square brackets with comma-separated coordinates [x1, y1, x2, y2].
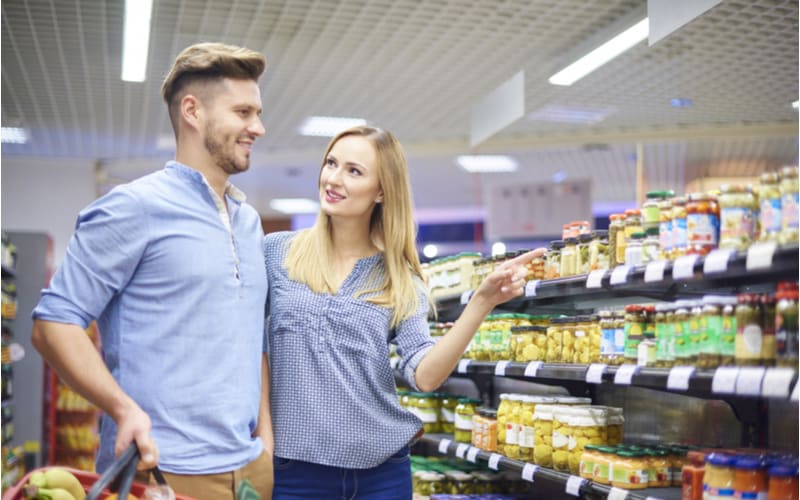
[264, 231, 435, 469]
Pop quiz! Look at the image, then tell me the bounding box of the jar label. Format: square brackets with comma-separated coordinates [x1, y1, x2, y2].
[552, 430, 568, 449]
[739, 324, 763, 357]
[416, 407, 438, 423]
[721, 316, 736, 356]
[703, 316, 722, 354]
[656, 322, 670, 361]
[441, 408, 455, 423]
[612, 465, 648, 487]
[659, 220, 673, 251]
[614, 327, 626, 355]
[782, 192, 799, 230]
[601, 327, 616, 356]
[505, 423, 519, 445]
[688, 317, 703, 354]
[687, 213, 720, 246]
[593, 462, 609, 481]
[454, 412, 473, 431]
[519, 425, 535, 447]
[673, 217, 687, 249]
[760, 197, 783, 234]
[721, 206, 755, 243]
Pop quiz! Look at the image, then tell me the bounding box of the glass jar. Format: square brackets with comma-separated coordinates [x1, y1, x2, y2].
[496, 393, 511, 455]
[759, 172, 783, 242]
[642, 226, 661, 263]
[643, 191, 666, 231]
[561, 316, 577, 365]
[552, 406, 574, 472]
[658, 199, 674, 260]
[761, 294, 777, 367]
[560, 237, 579, 277]
[768, 461, 799, 500]
[780, 166, 799, 245]
[609, 213, 626, 267]
[526, 252, 546, 281]
[567, 408, 608, 474]
[612, 311, 626, 365]
[624, 209, 643, 241]
[605, 407, 624, 446]
[654, 304, 671, 368]
[647, 449, 672, 488]
[611, 450, 649, 490]
[454, 398, 481, 443]
[671, 196, 688, 259]
[412, 393, 441, 433]
[735, 294, 763, 366]
[439, 393, 458, 434]
[532, 404, 556, 467]
[698, 296, 724, 369]
[775, 281, 799, 368]
[511, 325, 543, 362]
[545, 240, 564, 279]
[580, 444, 602, 480]
[598, 310, 616, 364]
[588, 229, 610, 271]
[688, 300, 704, 363]
[593, 446, 616, 485]
[546, 318, 565, 363]
[624, 305, 646, 364]
[720, 297, 738, 366]
[476, 408, 498, 452]
[625, 231, 645, 267]
[673, 301, 692, 365]
[719, 184, 758, 251]
[415, 471, 446, 496]
[734, 456, 768, 500]
[576, 233, 594, 275]
[704, 453, 736, 500]
[682, 450, 706, 499]
[686, 192, 720, 255]
[503, 394, 524, 459]
[518, 395, 552, 462]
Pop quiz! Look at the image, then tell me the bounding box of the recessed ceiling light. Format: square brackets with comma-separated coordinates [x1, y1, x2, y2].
[670, 98, 693, 108]
[298, 116, 367, 137]
[456, 155, 518, 173]
[1, 127, 28, 144]
[269, 198, 320, 214]
[528, 105, 615, 124]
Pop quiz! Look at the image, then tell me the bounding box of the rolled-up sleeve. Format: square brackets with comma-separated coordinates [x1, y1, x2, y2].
[393, 282, 435, 391]
[32, 188, 148, 327]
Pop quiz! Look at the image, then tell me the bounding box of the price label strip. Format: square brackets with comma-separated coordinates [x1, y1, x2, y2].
[495, 360, 510, 376]
[586, 269, 606, 289]
[609, 265, 632, 286]
[672, 254, 699, 280]
[466, 446, 479, 463]
[644, 260, 667, 283]
[488, 453, 502, 470]
[761, 368, 797, 399]
[524, 361, 543, 378]
[712, 367, 740, 394]
[614, 364, 639, 385]
[736, 366, 766, 396]
[525, 280, 539, 297]
[438, 439, 451, 454]
[746, 242, 777, 271]
[455, 443, 469, 459]
[521, 463, 538, 482]
[607, 487, 629, 500]
[585, 363, 608, 384]
[667, 366, 696, 391]
[703, 248, 734, 274]
[565, 475, 586, 496]
[457, 359, 471, 374]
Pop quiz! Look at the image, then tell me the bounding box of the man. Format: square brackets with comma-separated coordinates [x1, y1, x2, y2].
[31, 42, 273, 499]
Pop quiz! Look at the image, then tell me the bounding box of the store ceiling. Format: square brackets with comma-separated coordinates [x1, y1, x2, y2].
[2, 0, 798, 220]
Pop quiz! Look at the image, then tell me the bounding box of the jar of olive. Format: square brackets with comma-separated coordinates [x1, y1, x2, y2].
[719, 184, 757, 251]
[775, 281, 799, 368]
[735, 294, 763, 366]
[673, 301, 692, 365]
[671, 196, 688, 258]
[576, 233, 594, 275]
[758, 172, 783, 242]
[780, 166, 799, 244]
[416, 393, 441, 433]
[654, 303, 672, 368]
[644, 190, 673, 231]
[658, 199, 674, 259]
[624, 305, 646, 364]
[642, 227, 661, 263]
[698, 296, 724, 369]
[688, 300, 704, 362]
[588, 229, 609, 271]
[720, 296, 738, 366]
[560, 237, 579, 277]
[439, 393, 459, 434]
[609, 213, 626, 267]
[454, 398, 481, 443]
[760, 293, 776, 366]
[545, 240, 564, 279]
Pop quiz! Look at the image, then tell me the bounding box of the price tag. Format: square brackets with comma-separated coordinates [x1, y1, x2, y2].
[712, 367, 740, 394]
[438, 439, 451, 454]
[585, 363, 607, 384]
[761, 368, 797, 398]
[703, 248, 734, 274]
[455, 443, 469, 459]
[466, 446, 479, 463]
[495, 360, 510, 376]
[457, 359, 471, 374]
[644, 260, 667, 283]
[672, 254, 699, 280]
[614, 364, 639, 385]
[792, 381, 799, 401]
[525, 280, 539, 297]
[488, 453, 502, 470]
[521, 463, 538, 482]
[609, 265, 632, 285]
[607, 487, 629, 500]
[736, 366, 766, 396]
[460, 290, 473, 305]
[524, 361, 542, 377]
[667, 366, 696, 391]
[586, 269, 606, 288]
[746, 242, 777, 271]
[565, 475, 586, 496]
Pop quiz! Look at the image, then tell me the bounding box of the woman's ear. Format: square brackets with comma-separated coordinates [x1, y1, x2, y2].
[375, 191, 384, 204]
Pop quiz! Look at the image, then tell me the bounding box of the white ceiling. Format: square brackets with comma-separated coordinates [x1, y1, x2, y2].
[2, 0, 798, 220]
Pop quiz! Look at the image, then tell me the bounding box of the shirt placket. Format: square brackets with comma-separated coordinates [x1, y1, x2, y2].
[203, 180, 241, 284]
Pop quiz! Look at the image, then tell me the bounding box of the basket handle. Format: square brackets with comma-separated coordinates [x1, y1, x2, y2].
[86, 443, 167, 500]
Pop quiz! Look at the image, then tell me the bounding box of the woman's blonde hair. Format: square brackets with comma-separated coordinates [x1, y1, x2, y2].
[284, 126, 426, 327]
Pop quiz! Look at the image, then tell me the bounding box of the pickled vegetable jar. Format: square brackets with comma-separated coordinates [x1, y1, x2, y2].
[566, 408, 608, 474]
[719, 184, 757, 251]
[560, 237, 579, 277]
[686, 192, 719, 255]
[454, 398, 481, 443]
[759, 172, 783, 242]
[658, 199, 674, 259]
[671, 196, 688, 258]
[611, 450, 649, 490]
[545, 240, 564, 279]
[588, 229, 610, 271]
[775, 281, 799, 368]
[780, 166, 799, 244]
[735, 294, 763, 366]
[532, 404, 556, 467]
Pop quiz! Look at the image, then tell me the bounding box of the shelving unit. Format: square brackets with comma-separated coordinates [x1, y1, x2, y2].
[416, 242, 798, 499]
[1, 232, 23, 488]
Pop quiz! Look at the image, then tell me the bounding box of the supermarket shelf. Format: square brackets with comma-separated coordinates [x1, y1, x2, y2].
[420, 433, 681, 500]
[450, 360, 799, 402]
[435, 243, 799, 319]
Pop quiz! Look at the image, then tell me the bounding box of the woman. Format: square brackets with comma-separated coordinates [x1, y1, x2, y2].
[264, 125, 544, 499]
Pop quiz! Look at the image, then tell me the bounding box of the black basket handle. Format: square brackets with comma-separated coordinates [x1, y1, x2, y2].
[86, 443, 168, 500]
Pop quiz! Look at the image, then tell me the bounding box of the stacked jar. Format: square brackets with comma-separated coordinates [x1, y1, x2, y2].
[439, 393, 459, 434]
[609, 213, 626, 267]
[719, 185, 758, 251]
[572, 315, 601, 364]
[545, 240, 564, 279]
[780, 166, 799, 244]
[511, 325, 548, 362]
[502, 394, 525, 459]
[566, 407, 608, 474]
[496, 394, 511, 455]
[532, 404, 556, 467]
[686, 192, 720, 255]
[759, 172, 783, 242]
[517, 395, 556, 462]
[546, 318, 565, 363]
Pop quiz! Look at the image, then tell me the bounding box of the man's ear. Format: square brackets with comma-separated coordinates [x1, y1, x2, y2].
[180, 94, 202, 131]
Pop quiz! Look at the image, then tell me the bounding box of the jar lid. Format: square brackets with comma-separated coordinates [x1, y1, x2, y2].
[688, 192, 715, 201]
[477, 407, 498, 418]
[630, 231, 646, 239]
[550, 240, 566, 249]
[780, 166, 799, 178]
[624, 208, 641, 216]
[760, 172, 781, 183]
[609, 213, 625, 221]
[769, 462, 799, 477]
[645, 227, 659, 236]
[658, 199, 673, 208]
[735, 456, 766, 470]
[457, 397, 482, 405]
[564, 237, 579, 244]
[706, 453, 737, 466]
[720, 184, 752, 194]
[593, 229, 609, 238]
[510, 325, 547, 332]
[578, 233, 594, 243]
[646, 190, 675, 199]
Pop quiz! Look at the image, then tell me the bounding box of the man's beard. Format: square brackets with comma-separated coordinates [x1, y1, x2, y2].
[204, 124, 249, 175]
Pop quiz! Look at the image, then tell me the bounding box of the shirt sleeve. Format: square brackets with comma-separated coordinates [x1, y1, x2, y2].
[32, 187, 149, 328]
[393, 279, 435, 391]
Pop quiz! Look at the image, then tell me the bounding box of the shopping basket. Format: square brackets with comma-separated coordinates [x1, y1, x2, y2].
[2, 444, 195, 500]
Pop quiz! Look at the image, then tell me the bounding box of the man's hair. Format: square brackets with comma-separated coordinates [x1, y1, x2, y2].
[161, 42, 266, 133]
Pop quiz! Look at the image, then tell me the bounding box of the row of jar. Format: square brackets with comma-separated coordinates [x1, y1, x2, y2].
[411, 456, 532, 497]
[683, 450, 798, 500]
[424, 252, 482, 300]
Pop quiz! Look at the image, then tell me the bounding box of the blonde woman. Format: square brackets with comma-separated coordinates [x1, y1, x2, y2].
[264, 125, 544, 498]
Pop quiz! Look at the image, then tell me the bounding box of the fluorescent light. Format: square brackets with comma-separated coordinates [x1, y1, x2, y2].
[528, 104, 615, 124]
[1, 127, 28, 144]
[549, 18, 649, 86]
[456, 155, 518, 173]
[121, 0, 154, 82]
[270, 198, 320, 214]
[552, 170, 567, 183]
[422, 244, 438, 259]
[298, 116, 367, 137]
[670, 98, 693, 108]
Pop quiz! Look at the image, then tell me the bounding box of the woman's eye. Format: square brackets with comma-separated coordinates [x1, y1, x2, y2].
[325, 158, 336, 167]
[349, 167, 362, 175]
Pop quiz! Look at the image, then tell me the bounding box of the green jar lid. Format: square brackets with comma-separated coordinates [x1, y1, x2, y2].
[457, 397, 483, 405]
[646, 190, 675, 199]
